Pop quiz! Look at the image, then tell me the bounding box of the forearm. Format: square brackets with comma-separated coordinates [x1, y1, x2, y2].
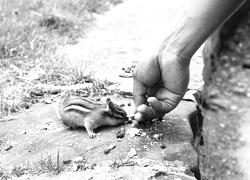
[162, 0, 246, 64]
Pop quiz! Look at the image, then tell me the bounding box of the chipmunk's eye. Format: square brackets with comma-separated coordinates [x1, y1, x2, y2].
[117, 111, 127, 119]
[113, 111, 127, 119]
[120, 112, 126, 117]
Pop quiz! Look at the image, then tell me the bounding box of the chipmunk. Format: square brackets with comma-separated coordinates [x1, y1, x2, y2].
[58, 92, 128, 138]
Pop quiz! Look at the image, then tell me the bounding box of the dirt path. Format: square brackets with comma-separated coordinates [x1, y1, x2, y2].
[58, 0, 204, 89]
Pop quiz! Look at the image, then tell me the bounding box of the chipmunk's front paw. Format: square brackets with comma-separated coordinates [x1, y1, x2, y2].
[88, 132, 97, 138]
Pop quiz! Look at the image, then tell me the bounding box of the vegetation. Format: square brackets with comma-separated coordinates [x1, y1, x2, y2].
[0, 0, 123, 119]
[0, 150, 62, 178]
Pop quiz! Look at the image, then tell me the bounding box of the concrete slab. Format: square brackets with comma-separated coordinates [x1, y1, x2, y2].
[0, 97, 204, 179]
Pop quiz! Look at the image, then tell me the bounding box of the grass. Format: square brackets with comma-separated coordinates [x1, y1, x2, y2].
[35, 150, 62, 174]
[0, 150, 62, 178]
[0, 0, 123, 119]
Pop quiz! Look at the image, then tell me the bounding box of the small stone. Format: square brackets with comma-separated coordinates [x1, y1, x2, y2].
[153, 133, 163, 140]
[127, 128, 140, 137]
[107, 144, 116, 150]
[160, 144, 166, 149]
[74, 156, 84, 163]
[182, 119, 187, 122]
[5, 145, 13, 151]
[20, 131, 27, 135]
[44, 98, 52, 104]
[230, 105, 238, 111]
[104, 149, 110, 155]
[104, 144, 116, 155]
[127, 102, 131, 106]
[103, 91, 110, 96]
[90, 163, 96, 169]
[63, 160, 71, 164]
[117, 128, 126, 138]
[40, 127, 48, 131]
[219, 123, 225, 128]
[73, 164, 79, 171]
[127, 148, 137, 158]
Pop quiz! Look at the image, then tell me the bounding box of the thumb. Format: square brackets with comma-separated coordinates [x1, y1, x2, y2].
[147, 96, 177, 116]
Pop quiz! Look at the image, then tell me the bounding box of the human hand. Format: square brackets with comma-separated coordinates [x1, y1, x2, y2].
[132, 0, 245, 123]
[133, 49, 190, 122]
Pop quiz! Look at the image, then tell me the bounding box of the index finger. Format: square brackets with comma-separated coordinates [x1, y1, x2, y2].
[133, 70, 147, 113]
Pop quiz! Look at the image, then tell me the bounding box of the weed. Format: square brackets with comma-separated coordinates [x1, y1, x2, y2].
[60, 51, 96, 84]
[0, 150, 63, 179]
[35, 149, 62, 174]
[10, 166, 28, 177]
[110, 158, 124, 170]
[110, 157, 136, 170]
[0, 84, 3, 119]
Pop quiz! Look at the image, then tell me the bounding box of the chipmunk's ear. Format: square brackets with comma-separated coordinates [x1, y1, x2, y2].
[63, 90, 74, 99]
[106, 98, 111, 104]
[105, 98, 114, 114]
[61, 91, 72, 105]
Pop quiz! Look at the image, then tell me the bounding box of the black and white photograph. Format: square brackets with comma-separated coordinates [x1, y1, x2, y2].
[1, 0, 250, 179]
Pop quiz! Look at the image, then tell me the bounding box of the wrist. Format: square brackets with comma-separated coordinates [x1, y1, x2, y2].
[158, 16, 200, 68]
